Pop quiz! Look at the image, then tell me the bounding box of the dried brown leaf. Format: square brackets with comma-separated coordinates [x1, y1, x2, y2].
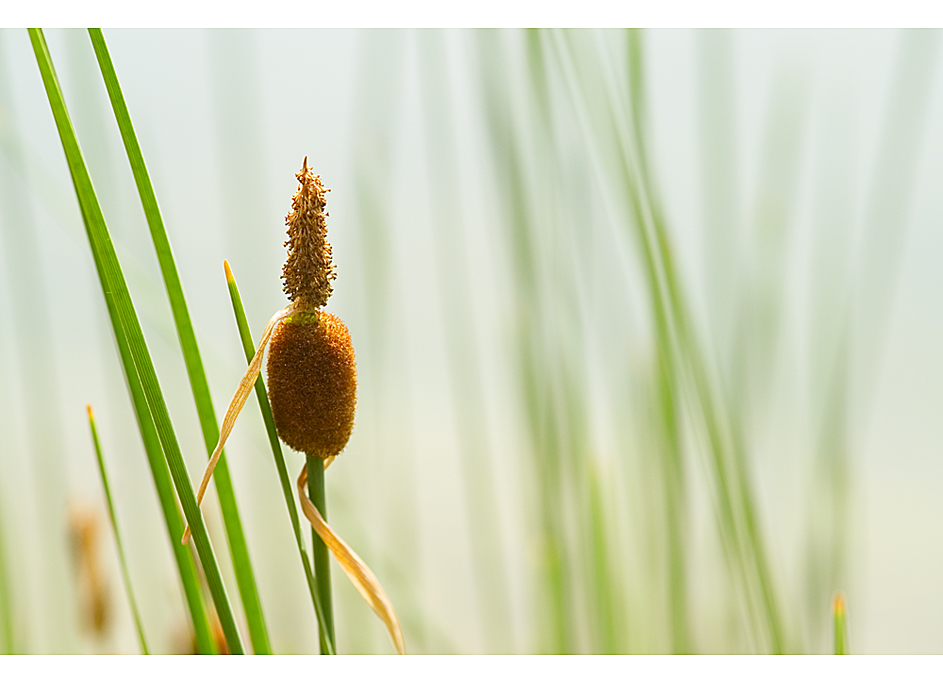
[297, 465, 406, 655]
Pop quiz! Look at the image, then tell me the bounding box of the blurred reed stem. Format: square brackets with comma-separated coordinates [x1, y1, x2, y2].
[0, 29, 74, 654]
[546, 27, 789, 651]
[417, 29, 513, 653]
[833, 593, 846, 655]
[87, 405, 150, 654]
[475, 29, 565, 652]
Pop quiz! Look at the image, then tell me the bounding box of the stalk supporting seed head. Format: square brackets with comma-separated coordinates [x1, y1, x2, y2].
[184, 159, 404, 654]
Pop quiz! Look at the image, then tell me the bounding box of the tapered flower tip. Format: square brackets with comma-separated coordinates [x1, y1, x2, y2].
[282, 160, 335, 311]
[267, 310, 356, 457]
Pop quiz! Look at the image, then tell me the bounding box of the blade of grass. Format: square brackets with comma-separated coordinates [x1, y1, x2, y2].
[653, 347, 691, 653]
[224, 260, 336, 655]
[545, 28, 788, 651]
[623, 28, 783, 651]
[87, 27, 270, 654]
[86, 224, 216, 653]
[29, 27, 244, 654]
[86, 405, 149, 654]
[475, 30, 574, 654]
[0, 29, 74, 654]
[586, 461, 618, 653]
[627, 31, 788, 653]
[833, 592, 846, 655]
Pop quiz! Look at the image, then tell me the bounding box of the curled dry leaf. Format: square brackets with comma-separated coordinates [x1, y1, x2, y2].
[297, 464, 406, 655]
[182, 305, 294, 545]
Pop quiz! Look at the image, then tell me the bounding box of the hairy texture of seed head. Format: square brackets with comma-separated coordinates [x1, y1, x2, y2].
[267, 311, 356, 458]
[282, 158, 335, 310]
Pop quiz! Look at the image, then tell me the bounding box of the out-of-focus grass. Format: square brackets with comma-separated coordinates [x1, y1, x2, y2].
[86, 405, 149, 654]
[833, 592, 846, 655]
[0, 28, 939, 654]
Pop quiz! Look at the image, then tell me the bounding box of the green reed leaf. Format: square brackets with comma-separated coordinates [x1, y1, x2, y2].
[87, 27, 270, 654]
[29, 27, 244, 654]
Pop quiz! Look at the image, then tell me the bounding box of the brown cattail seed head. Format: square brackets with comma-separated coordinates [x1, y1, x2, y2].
[267, 311, 357, 458]
[282, 158, 335, 310]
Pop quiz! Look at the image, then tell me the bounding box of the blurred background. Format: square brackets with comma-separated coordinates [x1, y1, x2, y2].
[0, 28, 941, 654]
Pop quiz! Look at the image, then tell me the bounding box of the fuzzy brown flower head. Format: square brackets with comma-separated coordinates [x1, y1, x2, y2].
[282, 157, 336, 310]
[267, 310, 357, 458]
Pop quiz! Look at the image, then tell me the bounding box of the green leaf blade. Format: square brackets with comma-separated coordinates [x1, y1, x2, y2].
[87, 405, 150, 655]
[225, 260, 336, 655]
[87, 27, 270, 655]
[28, 27, 244, 655]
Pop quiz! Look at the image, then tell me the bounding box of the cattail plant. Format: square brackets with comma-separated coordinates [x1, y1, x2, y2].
[184, 159, 405, 655]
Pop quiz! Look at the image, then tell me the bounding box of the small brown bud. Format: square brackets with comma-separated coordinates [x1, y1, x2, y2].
[267, 310, 356, 458]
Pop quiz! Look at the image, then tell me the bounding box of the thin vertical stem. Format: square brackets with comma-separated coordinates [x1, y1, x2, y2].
[225, 262, 335, 654]
[307, 453, 335, 653]
[87, 406, 149, 654]
[833, 593, 846, 655]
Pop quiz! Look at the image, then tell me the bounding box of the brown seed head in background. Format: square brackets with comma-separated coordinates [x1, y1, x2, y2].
[267, 310, 357, 458]
[69, 504, 110, 635]
[282, 157, 335, 311]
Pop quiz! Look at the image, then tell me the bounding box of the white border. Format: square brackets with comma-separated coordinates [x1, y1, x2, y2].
[5, 1, 943, 29]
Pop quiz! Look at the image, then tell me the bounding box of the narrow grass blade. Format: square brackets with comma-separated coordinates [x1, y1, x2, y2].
[0, 29, 73, 655]
[475, 29, 578, 655]
[87, 27, 270, 654]
[653, 348, 691, 653]
[833, 592, 846, 655]
[86, 405, 149, 654]
[224, 260, 336, 655]
[626, 30, 787, 652]
[586, 462, 619, 653]
[86, 223, 216, 653]
[544, 28, 789, 652]
[29, 28, 244, 654]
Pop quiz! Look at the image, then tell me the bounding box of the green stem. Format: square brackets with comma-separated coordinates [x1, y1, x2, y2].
[87, 406, 150, 654]
[225, 262, 335, 654]
[306, 453, 335, 654]
[833, 593, 846, 655]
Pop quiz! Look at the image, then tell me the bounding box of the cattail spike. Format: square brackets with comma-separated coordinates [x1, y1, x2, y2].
[282, 159, 335, 311]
